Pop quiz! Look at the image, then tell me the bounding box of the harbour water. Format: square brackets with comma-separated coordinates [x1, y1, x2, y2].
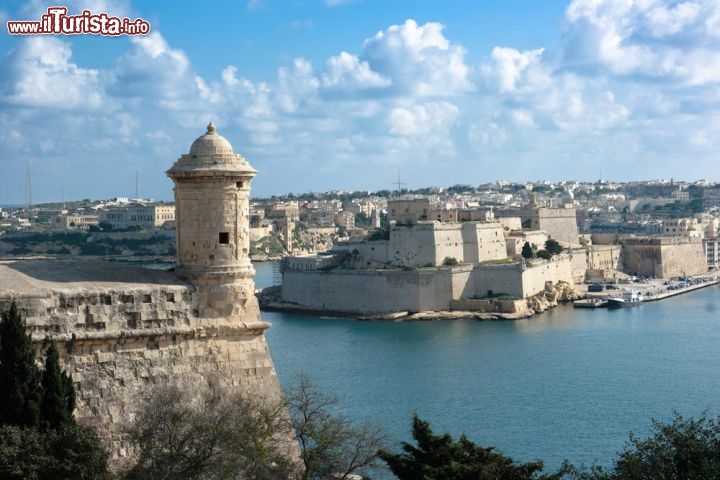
[255, 262, 720, 471]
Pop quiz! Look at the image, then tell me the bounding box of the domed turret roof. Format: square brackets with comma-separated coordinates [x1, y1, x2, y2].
[167, 122, 257, 179]
[189, 122, 234, 157]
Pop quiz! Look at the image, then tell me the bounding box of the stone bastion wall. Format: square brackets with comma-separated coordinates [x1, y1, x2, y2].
[0, 259, 284, 470]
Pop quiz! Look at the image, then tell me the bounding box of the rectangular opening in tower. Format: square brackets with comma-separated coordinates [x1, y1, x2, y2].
[218, 232, 230, 244]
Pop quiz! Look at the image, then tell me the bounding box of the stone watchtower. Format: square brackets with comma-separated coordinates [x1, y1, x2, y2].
[167, 122, 258, 320]
[0, 123, 288, 470]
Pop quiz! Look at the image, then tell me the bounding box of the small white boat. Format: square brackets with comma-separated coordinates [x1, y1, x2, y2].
[607, 289, 643, 308]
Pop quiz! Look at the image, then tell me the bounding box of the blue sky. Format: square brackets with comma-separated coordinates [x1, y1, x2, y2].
[1, 0, 719, 203]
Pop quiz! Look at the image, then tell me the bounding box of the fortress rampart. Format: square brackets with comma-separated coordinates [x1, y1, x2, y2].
[0, 259, 282, 468]
[280, 256, 574, 314]
[621, 237, 706, 278]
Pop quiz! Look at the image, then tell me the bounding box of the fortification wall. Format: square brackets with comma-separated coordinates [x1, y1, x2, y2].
[497, 217, 522, 232]
[472, 263, 525, 298]
[461, 222, 507, 263]
[472, 256, 573, 298]
[449, 264, 475, 299]
[588, 245, 621, 270]
[659, 241, 707, 277]
[532, 207, 579, 245]
[622, 237, 707, 278]
[520, 257, 573, 297]
[389, 223, 442, 267]
[568, 248, 589, 283]
[389, 222, 507, 268]
[281, 268, 453, 313]
[506, 230, 548, 256]
[0, 260, 284, 470]
[334, 240, 390, 266]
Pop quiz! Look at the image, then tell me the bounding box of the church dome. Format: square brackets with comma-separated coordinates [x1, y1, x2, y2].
[189, 122, 234, 157]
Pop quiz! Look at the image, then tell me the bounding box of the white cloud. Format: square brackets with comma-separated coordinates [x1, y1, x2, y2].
[362, 19, 473, 96]
[388, 101, 459, 136]
[564, 0, 720, 85]
[109, 32, 192, 101]
[321, 52, 391, 91]
[484, 47, 549, 93]
[221, 66, 240, 87]
[0, 37, 104, 109]
[276, 58, 319, 113]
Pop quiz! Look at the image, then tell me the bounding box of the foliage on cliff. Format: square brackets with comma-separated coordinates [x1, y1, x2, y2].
[127, 374, 387, 480]
[0, 302, 42, 428]
[379, 414, 555, 480]
[562, 411, 720, 480]
[286, 373, 387, 480]
[126, 384, 295, 480]
[0, 302, 112, 480]
[522, 241, 534, 259]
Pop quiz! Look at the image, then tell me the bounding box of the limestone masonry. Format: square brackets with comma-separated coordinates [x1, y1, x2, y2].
[0, 124, 287, 470]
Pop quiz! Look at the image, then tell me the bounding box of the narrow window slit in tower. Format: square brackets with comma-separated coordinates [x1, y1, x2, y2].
[219, 232, 230, 244]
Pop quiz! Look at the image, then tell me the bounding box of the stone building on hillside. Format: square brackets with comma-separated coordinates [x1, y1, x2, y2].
[99, 203, 175, 230]
[0, 123, 289, 471]
[495, 193, 580, 246]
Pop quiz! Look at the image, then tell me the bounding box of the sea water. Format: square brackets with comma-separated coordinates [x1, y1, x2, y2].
[255, 262, 720, 471]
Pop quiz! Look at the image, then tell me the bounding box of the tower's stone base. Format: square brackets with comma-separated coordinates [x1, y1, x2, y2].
[0, 259, 289, 472]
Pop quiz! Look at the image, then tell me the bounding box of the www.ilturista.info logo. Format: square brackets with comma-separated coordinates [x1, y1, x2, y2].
[7, 7, 151, 36]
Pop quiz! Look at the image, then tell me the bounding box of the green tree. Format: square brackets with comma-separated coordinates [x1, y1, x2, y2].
[286, 373, 386, 480]
[40, 342, 75, 431]
[521, 242, 534, 259]
[545, 239, 563, 256]
[379, 414, 554, 480]
[536, 250, 552, 260]
[43, 424, 113, 480]
[0, 303, 112, 480]
[0, 424, 112, 480]
[0, 302, 42, 428]
[127, 384, 296, 480]
[442, 257, 459, 266]
[566, 412, 720, 480]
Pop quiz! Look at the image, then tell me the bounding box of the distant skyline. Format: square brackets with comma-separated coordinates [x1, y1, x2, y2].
[2, 0, 720, 203]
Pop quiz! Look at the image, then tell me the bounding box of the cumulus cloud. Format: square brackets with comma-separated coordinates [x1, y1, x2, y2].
[109, 32, 192, 101]
[0, 36, 104, 109]
[362, 19, 473, 96]
[321, 52, 391, 92]
[276, 58, 320, 114]
[388, 101, 459, 136]
[564, 0, 720, 85]
[483, 47, 550, 93]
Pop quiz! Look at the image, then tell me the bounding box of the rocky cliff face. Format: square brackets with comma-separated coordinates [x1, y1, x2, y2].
[527, 282, 579, 313]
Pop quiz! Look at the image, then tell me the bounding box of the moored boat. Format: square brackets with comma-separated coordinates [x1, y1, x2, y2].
[607, 289, 643, 308]
[573, 298, 608, 308]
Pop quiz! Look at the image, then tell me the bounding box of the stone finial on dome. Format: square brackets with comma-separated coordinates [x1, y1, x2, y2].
[206, 122, 216, 134]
